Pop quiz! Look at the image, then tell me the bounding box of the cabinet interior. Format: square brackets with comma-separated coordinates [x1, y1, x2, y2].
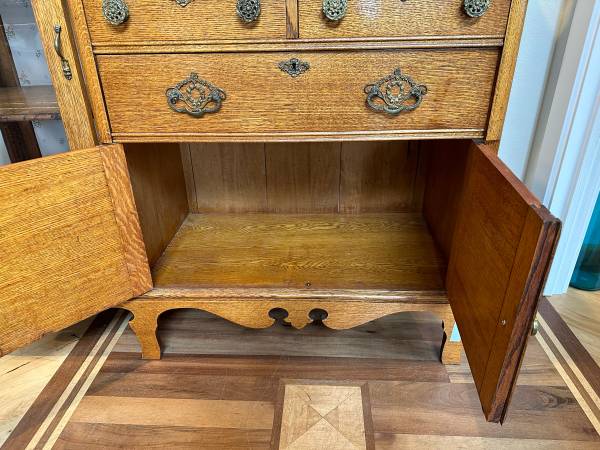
[124, 140, 467, 295]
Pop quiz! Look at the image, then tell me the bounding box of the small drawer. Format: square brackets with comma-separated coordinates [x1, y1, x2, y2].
[81, 0, 287, 46]
[97, 49, 500, 140]
[299, 0, 511, 40]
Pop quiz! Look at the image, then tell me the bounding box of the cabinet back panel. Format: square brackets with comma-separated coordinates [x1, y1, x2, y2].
[182, 141, 424, 213]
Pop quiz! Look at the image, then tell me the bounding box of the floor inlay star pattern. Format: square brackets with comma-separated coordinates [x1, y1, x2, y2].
[279, 384, 366, 450]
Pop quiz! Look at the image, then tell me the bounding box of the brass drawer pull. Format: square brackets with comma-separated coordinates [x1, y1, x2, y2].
[53, 25, 72, 80]
[237, 0, 261, 23]
[464, 0, 491, 18]
[364, 68, 427, 115]
[166, 72, 226, 117]
[102, 0, 129, 25]
[323, 0, 347, 21]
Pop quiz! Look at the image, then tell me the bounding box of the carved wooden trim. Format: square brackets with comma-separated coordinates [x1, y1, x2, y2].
[120, 296, 462, 364]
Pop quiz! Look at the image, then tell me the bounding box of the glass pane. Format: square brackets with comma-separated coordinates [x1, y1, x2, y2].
[0, 0, 69, 164]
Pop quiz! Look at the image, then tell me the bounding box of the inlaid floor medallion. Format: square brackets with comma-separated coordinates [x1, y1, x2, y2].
[279, 384, 366, 450]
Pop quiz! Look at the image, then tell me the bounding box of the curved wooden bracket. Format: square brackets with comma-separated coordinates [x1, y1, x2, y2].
[120, 296, 462, 364]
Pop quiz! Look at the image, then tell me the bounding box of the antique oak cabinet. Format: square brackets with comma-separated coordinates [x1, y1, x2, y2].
[0, 0, 559, 423]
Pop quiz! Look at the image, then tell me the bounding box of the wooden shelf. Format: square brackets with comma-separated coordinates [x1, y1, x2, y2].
[0, 85, 60, 122]
[152, 213, 447, 294]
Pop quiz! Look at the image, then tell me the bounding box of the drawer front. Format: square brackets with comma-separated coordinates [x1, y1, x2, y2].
[98, 49, 499, 139]
[81, 0, 287, 45]
[299, 0, 511, 39]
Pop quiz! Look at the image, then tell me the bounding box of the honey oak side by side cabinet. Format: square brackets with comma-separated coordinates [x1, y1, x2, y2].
[0, 0, 560, 423]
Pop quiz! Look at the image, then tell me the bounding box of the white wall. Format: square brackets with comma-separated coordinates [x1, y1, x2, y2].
[500, 0, 600, 295]
[499, 0, 574, 179]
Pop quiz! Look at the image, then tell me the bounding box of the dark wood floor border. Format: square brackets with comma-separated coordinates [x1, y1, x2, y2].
[1, 310, 117, 450]
[538, 297, 600, 398]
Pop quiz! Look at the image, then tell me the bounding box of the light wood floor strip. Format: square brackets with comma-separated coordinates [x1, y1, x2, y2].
[70, 396, 274, 430]
[24, 312, 129, 450]
[536, 318, 600, 435]
[375, 434, 600, 449]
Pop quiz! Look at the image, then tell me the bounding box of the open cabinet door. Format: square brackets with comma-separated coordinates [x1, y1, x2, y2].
[425, 141, 560, 423]
[0, 144, 152, 356]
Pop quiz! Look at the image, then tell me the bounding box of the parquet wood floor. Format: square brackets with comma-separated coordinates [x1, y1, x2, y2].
[26, 309, 598, 449]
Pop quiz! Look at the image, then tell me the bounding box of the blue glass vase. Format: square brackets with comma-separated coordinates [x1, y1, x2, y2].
[570, 192, 600, 290]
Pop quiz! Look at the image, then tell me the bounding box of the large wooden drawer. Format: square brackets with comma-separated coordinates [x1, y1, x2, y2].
[80, 0, 287, 45]
[98, 48, 500, 141]
[299, 0, 511, 40]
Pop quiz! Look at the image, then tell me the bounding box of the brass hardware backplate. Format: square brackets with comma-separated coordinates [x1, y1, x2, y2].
[464, 0, 491, 18]
[237, 0, 261, 23]
[278, 58, 310, 77]
[323, 0, 347, 21]
[166, 72, 226, 117]
[102, 0, 129, 25]
[364, 68, 427, 115]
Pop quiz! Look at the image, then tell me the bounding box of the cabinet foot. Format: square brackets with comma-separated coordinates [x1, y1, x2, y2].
[127, 310, 161, 359]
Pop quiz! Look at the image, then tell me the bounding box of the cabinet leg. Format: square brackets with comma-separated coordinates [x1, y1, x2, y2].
[128, 310, 161, 360]
[441, 317, 462, 365]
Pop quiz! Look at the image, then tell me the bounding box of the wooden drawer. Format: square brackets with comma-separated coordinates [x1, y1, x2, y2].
[299, 0, 511, 39]
[80, 0, 287, 45]
[98, 48, 500, 141]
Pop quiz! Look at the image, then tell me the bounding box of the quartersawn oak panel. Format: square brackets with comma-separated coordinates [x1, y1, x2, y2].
[124, 143, 189, 266]
[98, 49, 499, 137]
[189, 143, 268, 212]
[80, 0, 287, 45]
[0, 145, 151, 356]
[151, 213, 446, 291]
[299, 0, 511, 40]
[340, 141, 420, 213]
[184, 142, 423, 214]
[265, 142, 341, 213]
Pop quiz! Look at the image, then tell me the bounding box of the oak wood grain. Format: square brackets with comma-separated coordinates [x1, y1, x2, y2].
[64, 0, 112, 143]
[122, 294, 456, 362]
[123, 143, 189, 266]
[265, 142, 341, 213]
[299, 0, 511, 40]
[151, 213, 446, 290]
[31, 0, 97, 149]
[80, 0, 287, 45]
[185, 142, 423, 213]
[97, 49, 499, 137]
[188, 143, 267, 212]
[486, 0, 529, 140]
[340, 141, 420, 213]
[0, 145, 150, 356]
[286, 0, 299, 39]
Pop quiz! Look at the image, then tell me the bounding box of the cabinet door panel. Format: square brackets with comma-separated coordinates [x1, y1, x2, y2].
[425, 140, 560, 422]
[0, 144, 151, 356]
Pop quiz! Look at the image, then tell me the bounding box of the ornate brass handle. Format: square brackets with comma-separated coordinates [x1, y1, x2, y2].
[463, 0, 491, 18]
[53, 25, 72, 80]
[166, 72, 226, 117]
[323, 0, 347, 21]
[364, 68, 427, 115]
[102, 0, 129, 25]
[237, 0, 261, 22]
